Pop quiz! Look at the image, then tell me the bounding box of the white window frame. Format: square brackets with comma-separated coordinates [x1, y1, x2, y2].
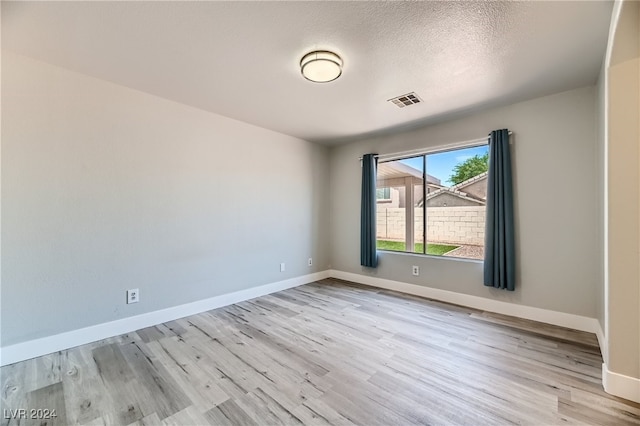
[376, 138, 488, 256]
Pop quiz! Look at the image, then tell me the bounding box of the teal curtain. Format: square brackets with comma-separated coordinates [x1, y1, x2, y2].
[361, 154, 378, 268]
[484, 129, 515, 291]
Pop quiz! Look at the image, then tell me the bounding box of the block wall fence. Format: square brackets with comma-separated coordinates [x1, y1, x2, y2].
[376, 206, 486, 246]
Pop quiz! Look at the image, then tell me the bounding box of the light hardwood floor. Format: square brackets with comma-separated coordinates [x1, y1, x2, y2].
[2, 279, 640, 425]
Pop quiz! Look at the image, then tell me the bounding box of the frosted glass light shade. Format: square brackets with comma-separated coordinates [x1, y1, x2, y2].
[300, 50, 342, 83]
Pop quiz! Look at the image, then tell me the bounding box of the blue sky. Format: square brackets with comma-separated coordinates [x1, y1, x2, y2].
[399, 145, 489, 185]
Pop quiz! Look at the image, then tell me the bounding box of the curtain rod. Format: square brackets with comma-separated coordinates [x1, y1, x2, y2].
[358, 131, 513, 162]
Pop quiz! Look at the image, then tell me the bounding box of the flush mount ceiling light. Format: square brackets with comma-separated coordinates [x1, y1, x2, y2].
[300, 50, 342, 83]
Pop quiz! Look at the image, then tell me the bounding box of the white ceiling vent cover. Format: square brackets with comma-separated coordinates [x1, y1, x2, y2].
[388, 92, 422, 108]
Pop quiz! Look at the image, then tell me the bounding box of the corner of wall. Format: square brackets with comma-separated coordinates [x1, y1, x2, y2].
[602, 363, 640, 403]
[595, 318, 607, 364]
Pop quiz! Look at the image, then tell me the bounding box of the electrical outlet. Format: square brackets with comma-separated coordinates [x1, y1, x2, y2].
[308, 258, 313, 266]
[280, 262, 286, 272]
[127, 288, 140, 304]
[412, 266, 419, 276]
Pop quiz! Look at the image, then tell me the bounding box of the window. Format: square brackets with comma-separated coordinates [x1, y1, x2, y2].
[376, 145, 489, 260]
[376, 187, 391, 200]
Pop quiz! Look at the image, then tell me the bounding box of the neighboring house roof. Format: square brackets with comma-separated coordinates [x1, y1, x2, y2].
[420, 172, 488, 206]
[449, 171, 488, 192]
[377, 161, 440, 185]
[424, 189, 486, 206]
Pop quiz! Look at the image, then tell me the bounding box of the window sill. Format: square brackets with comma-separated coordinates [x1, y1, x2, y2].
[377, 249, 484, 264]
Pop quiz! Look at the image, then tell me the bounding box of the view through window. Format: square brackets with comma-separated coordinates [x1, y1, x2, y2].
[376, 145, 489, 260]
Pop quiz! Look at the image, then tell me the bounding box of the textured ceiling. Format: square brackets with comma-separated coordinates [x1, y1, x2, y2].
[2, 1, 613, 145]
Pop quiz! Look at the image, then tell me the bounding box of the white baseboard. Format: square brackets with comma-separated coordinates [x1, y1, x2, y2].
[603, 363, 640, 403]
[0, 271, 330, 367]
[328, 270, 600, 334]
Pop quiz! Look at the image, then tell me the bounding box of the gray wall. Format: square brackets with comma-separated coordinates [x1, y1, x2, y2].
[1, 52, 330, 346]
[329, 86, 599, 317]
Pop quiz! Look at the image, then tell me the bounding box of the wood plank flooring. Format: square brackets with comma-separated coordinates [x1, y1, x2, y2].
[2, 278, 640, 425]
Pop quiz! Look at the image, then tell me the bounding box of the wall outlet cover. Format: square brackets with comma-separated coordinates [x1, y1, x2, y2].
[127, 288, 140, 304]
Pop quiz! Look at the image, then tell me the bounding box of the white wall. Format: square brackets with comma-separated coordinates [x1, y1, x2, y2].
[605, 0, 639, 383]
[595, 61, 606, 361]
[329, 86, 599, 317]
[1, 52, 330, 347]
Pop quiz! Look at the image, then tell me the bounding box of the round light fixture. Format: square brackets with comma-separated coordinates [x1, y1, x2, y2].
[300, 50, 342, 83]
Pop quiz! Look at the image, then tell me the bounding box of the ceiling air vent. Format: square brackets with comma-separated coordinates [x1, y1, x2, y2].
[388, 92, 422, 108]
